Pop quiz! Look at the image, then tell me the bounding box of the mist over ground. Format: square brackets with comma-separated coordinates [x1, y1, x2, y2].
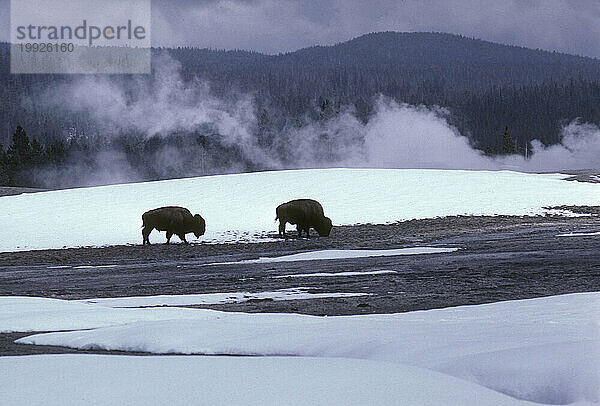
[20, 53, 600, 187]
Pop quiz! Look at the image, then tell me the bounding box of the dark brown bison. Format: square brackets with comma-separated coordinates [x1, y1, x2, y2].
[142, 206, 206, 245]
[276, 199, 332, 238]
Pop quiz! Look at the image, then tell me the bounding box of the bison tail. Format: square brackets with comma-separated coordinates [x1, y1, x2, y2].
[275, 215, 278, 221]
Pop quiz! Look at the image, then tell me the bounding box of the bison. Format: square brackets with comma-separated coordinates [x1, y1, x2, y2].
[276, 199, 332, 238]
[142, 206, 206, 245]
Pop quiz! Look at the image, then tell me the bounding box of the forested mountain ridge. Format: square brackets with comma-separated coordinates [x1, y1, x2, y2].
[174, 31, 600, 90]
[1, 32, 599, 187]
[170, 31, 600, 147]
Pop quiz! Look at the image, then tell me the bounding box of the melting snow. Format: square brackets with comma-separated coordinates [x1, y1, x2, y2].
[205, 247, 458, 265]
[77, 288, 369, 308]
[5, 292, 600, 405]
[273, 270, 398, 278]
[557, 231, 600, 237]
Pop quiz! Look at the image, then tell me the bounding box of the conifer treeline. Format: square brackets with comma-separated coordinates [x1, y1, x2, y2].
[1, 32, 599, 187]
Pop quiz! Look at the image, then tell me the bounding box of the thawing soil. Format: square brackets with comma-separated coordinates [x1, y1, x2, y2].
[0, 186, 46, 197]
[2, 210, 599, 306]
[562, 169, 600, 183]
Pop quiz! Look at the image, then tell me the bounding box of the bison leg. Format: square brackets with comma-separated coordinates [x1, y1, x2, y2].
[165, 231, 173, 244]
[304, 227, 311, 238]
[178, 234, 189, 244]
[296, 224, 303, 238]
[142, 226, 153, 245]
[279, 221, 286, 238]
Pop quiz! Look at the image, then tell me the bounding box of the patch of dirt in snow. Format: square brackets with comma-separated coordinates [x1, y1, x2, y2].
[561, 169, 600, 183]
[0, 187, 46, 197]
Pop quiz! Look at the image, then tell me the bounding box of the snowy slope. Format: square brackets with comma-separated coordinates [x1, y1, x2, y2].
[9, 292, 600, 404]
[0, 168, 598, 251]
[0, 355, 538, 406]
[0, 290, 366, 332]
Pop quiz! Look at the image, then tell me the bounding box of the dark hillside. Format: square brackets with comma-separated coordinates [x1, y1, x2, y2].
[1, 32, 599, 186]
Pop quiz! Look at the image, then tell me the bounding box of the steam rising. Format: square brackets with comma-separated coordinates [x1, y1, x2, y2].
[518, 121, 600, 171]
[360, 100, 600, 172]
[362, 100, 491, 170]
[36, 54, 600, 186]
[50, 54, 274, 165]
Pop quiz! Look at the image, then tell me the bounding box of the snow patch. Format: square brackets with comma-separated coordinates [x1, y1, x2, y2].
[557, 231, 600, 237]
[206, 247, 458, 265]
[0, 290, 366, 332]
[543, 209, 591, 217]
[73, 265, 118, 269]
[0, 296, 218, 333]
[10, 293, 600, 405]
[273, 270, 398, 278]
[78, 288, 369, 308]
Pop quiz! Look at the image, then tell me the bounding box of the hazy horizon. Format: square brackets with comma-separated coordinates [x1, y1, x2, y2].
[1, 0, 600, 58]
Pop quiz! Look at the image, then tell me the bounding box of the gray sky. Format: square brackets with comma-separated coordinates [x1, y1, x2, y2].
[3, 0, 600, 57]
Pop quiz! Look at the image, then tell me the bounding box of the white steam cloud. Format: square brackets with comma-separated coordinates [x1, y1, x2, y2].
[284, 96, 600, 172]
[515, 121, 600, 171]
[362, 100, 492, 170]
[50, 54, 275, 166]
[40, 53, 600, 186]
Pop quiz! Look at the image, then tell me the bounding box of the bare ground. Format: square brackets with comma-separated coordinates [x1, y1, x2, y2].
[0, 186, 46, 197]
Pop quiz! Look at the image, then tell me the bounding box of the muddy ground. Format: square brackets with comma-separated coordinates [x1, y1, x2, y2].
[1, 207, 599, 355]
[2, 210, 599, 309]
[0, 186, 46, 197]
[561, 169, 600, 183]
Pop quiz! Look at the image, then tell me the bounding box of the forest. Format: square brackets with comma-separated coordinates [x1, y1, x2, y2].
[1, 32, 600, 187]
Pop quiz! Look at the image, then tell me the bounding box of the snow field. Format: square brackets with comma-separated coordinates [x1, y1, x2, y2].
[0, 355, 539, 406]
[2, 168, 600, 404]
[4, 292, 599, 405]
[0, 168, 599, 251]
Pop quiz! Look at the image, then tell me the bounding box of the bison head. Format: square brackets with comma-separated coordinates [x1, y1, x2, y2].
[316, 216, 333, 237]
[193, 214, 206, 238]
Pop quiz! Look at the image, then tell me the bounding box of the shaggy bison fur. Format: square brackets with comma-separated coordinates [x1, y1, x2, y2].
[142, 206, 206, 245]
[276, 199, 332, 238]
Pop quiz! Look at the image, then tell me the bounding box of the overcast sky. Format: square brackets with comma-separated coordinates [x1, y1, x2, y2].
[2, 0, 600, 58]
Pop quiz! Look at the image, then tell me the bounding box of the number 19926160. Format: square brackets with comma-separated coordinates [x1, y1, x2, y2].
[19, 43, 75, 53]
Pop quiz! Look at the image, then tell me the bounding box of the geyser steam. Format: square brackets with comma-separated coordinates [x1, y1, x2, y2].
[33, 53, 600, 186]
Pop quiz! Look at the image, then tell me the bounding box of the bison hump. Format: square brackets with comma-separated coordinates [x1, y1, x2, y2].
[143, 206, 194, 228]
[276, 199, 325, 222]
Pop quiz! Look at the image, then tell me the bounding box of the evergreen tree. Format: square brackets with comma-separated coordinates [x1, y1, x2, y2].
[483, 146, 495, 156]
[0, 142, 10, 186]
[46, 140, 66, 164]
[31, 138, 46, 165]
[319, 98, 336, 120]
[7, 126, 32, 170]
[501, 125, 517, 155]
